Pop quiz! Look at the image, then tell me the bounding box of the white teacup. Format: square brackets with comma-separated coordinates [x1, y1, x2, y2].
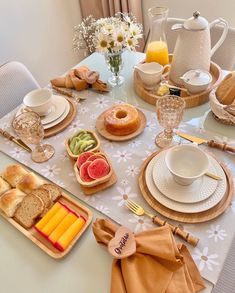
[23, 88, 53, 116]
[165, 144, 209, 186]
[134, 62, 169, 90]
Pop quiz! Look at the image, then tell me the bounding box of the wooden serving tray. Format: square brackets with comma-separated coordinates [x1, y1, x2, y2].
[138, 150, 233, 223]
[96, 109, 147, 142]
[133, 56, 222, 109]
[44, 98, 77, 138]
[0, 192, 92, 258]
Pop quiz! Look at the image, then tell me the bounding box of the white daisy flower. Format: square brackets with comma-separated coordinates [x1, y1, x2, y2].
[96, 205, 110, 215]
[95, 32, 109, 53]
[115, 29, 126, 46]
[113, 150, 132, 163]
[90, 113, 98, 120]
[128, 215, 152, 233]
[93, 97, 109, 109]
[128, 140, 141, 148]
[9, 147, 25, 159]
[206, 224, 227, 242]
[112, 186, 137, 207]
[192, 247, 219, 271]
[68, 119, 85, 132]
[78, 106, 89, 115]
[59, 151, 69, 162]
[145, 122, 156, 132]
[41, 165, 61, 178]
[83, 193, 101, 203]
[120, 179, 129, 186]
[126, 37, 138, 51]
[129, 23, 142, 39]
[126, 165, 139, 177]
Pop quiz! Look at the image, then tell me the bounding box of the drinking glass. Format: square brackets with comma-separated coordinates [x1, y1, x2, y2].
[12, 112, 55, 163]
[155, 95, 185, 148]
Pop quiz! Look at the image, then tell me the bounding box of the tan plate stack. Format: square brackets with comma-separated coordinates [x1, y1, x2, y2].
[133, 55, 222, 109]
[138, 149, 233, 223]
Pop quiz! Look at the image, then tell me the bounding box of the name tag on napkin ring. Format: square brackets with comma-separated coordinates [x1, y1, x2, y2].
[108, 226, 136, 259]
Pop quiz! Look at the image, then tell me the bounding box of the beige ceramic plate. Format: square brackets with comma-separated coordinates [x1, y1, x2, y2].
[152, 150, 218, 203]
[145, 152, 226, 213]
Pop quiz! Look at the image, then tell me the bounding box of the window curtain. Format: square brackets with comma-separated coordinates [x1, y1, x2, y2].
[79, 0, 144, 51]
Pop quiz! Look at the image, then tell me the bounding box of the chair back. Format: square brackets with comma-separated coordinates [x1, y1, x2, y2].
[0, 61, 39, 118]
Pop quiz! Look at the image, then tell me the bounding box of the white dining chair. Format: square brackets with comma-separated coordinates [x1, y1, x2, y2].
[0, 61, 40, 118]
[144, 18, 235, 70]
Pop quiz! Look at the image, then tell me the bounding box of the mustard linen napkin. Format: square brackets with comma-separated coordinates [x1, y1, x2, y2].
[93, 219, 205, 293]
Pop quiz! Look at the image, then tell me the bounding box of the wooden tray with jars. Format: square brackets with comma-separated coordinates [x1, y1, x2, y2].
[133, 55, 222, 108]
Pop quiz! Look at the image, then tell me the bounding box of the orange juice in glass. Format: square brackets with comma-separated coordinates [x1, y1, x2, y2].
[146, 41, 169, 65]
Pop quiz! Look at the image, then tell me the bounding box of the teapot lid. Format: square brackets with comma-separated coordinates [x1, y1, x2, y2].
[184, 11, 208, 30]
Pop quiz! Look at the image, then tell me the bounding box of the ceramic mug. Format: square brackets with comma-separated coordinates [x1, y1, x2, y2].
[165, 144, 209, 185]
[134, 62, 170, 90]
[23, 88, 53, 116]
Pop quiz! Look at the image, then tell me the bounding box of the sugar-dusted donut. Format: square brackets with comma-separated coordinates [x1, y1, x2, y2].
[104, 104, 141, 136]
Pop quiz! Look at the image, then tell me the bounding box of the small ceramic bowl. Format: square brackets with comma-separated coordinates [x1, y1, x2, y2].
[165, 144, 209, 185]
[23, 88, 53, 116]
[74, 152, 113, 187]
[180, 69, 212, 94]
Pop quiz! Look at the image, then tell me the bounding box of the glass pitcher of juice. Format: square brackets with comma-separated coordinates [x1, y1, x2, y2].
[146, 7, 169, 66]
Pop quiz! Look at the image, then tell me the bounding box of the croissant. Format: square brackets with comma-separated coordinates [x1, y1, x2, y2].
[51, 66, 109, 93]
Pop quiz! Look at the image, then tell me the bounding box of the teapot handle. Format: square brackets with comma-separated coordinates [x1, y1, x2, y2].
[210, 18, 228, 57]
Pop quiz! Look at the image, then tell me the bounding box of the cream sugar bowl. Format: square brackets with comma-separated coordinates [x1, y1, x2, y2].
[134, 62, 169, 90]
[23, 88, 53, 116]
[165, 144, 209, 186]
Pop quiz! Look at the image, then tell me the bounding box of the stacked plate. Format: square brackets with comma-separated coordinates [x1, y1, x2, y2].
[145, 149, 227, 214]
[16, 95, 70, 130]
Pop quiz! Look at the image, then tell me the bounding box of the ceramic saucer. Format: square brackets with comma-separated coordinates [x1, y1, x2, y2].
[16, 95, 67, 125]
[43, 98, 70, 130]
[152, 150, 218, 203]
[145, 150, 227, 213]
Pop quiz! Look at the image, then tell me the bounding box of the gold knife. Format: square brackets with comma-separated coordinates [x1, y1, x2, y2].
[0, 129, 31, 153]
[177, 131, 235, 154]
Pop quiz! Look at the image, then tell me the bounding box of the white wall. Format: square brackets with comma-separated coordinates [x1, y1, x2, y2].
[142, 0, 235, 34]
[0, 0, 83, 86]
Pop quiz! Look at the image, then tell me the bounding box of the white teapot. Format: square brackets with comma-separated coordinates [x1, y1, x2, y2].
[169, 11, 228, 86]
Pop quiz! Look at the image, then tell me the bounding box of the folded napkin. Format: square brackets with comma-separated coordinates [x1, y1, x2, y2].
[93, 219, 205, 293]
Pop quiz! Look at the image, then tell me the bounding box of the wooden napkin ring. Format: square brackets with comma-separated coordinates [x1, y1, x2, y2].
[108, 226, 136, 259]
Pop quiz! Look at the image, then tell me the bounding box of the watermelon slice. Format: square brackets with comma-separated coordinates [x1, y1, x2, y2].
[87, 154, 105, 162]
[80, 161, 94, 182]
[77, 152, 94, 169]
[88, 159, 110, 179]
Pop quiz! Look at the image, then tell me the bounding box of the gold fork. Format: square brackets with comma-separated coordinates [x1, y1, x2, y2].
[125, 199, 199, 247]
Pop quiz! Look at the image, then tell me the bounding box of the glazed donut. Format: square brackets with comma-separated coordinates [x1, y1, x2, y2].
[104, 104, 141, 136]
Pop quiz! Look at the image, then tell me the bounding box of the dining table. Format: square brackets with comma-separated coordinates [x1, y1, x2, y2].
[0, 51, 234, 293]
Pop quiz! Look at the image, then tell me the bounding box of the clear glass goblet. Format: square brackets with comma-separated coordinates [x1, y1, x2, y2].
[12, 112, 55, 163]
[155, 95, 185, 148]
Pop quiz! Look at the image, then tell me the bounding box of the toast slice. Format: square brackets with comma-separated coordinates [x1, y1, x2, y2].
[41, 184, 62, 202]
[31, 188, 51, 209]
[14, 194, 44, 229]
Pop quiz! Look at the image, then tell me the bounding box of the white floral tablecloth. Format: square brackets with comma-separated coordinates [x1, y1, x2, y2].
[0, 90, 235, 286]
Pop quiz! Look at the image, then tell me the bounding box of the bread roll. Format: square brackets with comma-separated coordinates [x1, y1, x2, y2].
[0, 188, 26, 217]
[2, 164, 28, 187]
[16, 172, 44, 194]
[216, 72, 235, 105]
[0, 177, 11, 196]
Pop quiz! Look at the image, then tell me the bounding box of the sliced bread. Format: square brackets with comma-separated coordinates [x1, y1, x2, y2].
[41, 184, 61, 202]
[31, 188, 51, 209]
[14, 194, 44, 229]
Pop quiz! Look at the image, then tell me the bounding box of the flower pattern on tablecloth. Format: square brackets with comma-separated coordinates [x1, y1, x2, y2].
[0, 93, 234, 286]
[206, 224, 227, 242]
[193, 247, 219, 271]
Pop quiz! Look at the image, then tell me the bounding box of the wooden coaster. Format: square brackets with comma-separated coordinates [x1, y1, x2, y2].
[95, 109, 147, 142]
[44, 98, 77, 138]
[138, 150, 233, 223]
[134, 56, 222, 109]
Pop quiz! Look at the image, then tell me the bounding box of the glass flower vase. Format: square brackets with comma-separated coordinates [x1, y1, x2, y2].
[104, 51, 124, 86]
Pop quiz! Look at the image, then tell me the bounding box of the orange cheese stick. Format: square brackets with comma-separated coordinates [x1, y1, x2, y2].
[35, 202, 62, 231]
[55, 217, 86, 251]
[48, 213, 77, 245]
[41, 206, 69, 236]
